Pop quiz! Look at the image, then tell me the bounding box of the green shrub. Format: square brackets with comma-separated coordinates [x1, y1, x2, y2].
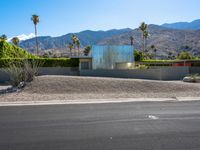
[177, 52, 193, 60]
[141, 59, 177, 63]
[134, 50, 145, 61]
[0, 41, 36, 59]
[39, 58, 79, 67]
[0, 58, 79, 68]
[135, 64, 149, 69]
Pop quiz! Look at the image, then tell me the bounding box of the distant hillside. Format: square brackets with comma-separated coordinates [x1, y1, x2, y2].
[19, 19, 200, 58]
[98, 25, 200, 58]
[0, 41, 35, 58]
[162, 19, 200, 30]
[20, 28, 132, 52]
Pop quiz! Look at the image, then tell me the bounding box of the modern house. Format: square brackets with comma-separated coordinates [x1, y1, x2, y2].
[78, 45, 135, 70]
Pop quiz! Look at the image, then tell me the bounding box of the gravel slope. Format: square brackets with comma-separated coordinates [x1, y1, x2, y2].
[0, 76, 200, 102]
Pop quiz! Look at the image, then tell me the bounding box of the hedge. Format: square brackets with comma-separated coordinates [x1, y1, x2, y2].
[0, 41, 36, 59]
[0, 58, 79, 68]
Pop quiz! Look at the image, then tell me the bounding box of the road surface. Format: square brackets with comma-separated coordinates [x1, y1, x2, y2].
[0, 101, 200, 150]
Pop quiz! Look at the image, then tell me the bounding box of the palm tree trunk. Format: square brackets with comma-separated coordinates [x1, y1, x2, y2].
[143, 36, 145, 52]
[35, 24, 39, 55]
[78, 47, 80, 57]
[144, 37, 147, 52]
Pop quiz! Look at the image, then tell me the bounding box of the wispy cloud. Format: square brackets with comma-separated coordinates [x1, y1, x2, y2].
[8, 33, 35, 42]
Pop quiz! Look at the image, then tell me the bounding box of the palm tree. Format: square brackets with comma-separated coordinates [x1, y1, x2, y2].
[72, 35, 81, 56]
[84, 45, 91, 56]
[168, 52, 173, 60]
[0, 34, 7, 41]
[72, 35, 77, 55]
[72, 35, 77, 47]
[130, 36, 134, 45]
[76, 39, 80, 56]
[31, 14, 40, 55]
[151, 45, 157, 60]
[139, 22, 149, 52]
[67, 43, 73, 56]
[144, 30, 150, 49]
[12, 37, 20, 46]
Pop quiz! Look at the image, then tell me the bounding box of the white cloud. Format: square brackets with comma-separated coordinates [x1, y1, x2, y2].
[8, 33, 35, 42]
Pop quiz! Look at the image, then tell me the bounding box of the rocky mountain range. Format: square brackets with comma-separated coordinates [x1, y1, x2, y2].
[99, 25, 200, 58]
[162, 19, 200, 30]
[20, 19, 200, 58]
[20, 28, 132, 53]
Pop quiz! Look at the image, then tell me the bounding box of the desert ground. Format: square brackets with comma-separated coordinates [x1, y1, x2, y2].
[0, 75, 200, 102]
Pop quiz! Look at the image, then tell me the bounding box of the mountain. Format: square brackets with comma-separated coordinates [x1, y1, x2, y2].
[19, 19, 200, 58]
[99, 25, 200, 58]
[162, 19, 200, 30]
[20, 28, 132, 53]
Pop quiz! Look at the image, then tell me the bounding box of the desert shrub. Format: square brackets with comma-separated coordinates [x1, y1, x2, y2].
[3, 59, 42, 87]
[1, 58, 79, 87]
[183, 74, 200, 83]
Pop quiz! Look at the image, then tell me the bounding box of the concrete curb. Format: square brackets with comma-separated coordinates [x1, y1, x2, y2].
[0, 97, 200, 107]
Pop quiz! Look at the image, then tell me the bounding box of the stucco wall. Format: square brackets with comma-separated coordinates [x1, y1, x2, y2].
[189, 67, 200, 74]
[80, 67, 190, 80]
[1, 66, 200, 83]
[0, 67, 79, 83]
[38, 67, 79, 76]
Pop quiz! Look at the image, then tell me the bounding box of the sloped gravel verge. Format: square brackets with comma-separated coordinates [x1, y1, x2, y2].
[0, 75, 200, 102]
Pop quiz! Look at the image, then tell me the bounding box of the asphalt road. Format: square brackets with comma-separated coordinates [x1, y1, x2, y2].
[0, 101, 200, 150]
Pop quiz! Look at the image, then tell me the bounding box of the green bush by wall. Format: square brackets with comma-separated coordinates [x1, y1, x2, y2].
[0, 58, 79, 68]
[0, 41, 36, 59]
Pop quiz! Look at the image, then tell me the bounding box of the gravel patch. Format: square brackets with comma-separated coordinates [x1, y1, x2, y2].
[0, 75, 200, 102]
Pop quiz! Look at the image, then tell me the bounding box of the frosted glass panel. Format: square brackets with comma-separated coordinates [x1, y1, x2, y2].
[92, 45, 134, 70]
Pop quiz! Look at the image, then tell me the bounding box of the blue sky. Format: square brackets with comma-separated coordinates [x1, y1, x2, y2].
[1, 0, 200, 38]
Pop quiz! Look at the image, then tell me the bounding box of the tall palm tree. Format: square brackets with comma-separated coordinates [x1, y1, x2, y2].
[11, 37, 20, 46]
[144, 30, 150, 51]
[72, 35, 77, 55]
[72, 35, 77, 47]
[139, 22, 149, 52]
[67, 43, 73, 57]
[76, 39, 80, 56]
[72, 35, 81, 56]
[130, 36, 134, 45]
[31, 14, 40, 55]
